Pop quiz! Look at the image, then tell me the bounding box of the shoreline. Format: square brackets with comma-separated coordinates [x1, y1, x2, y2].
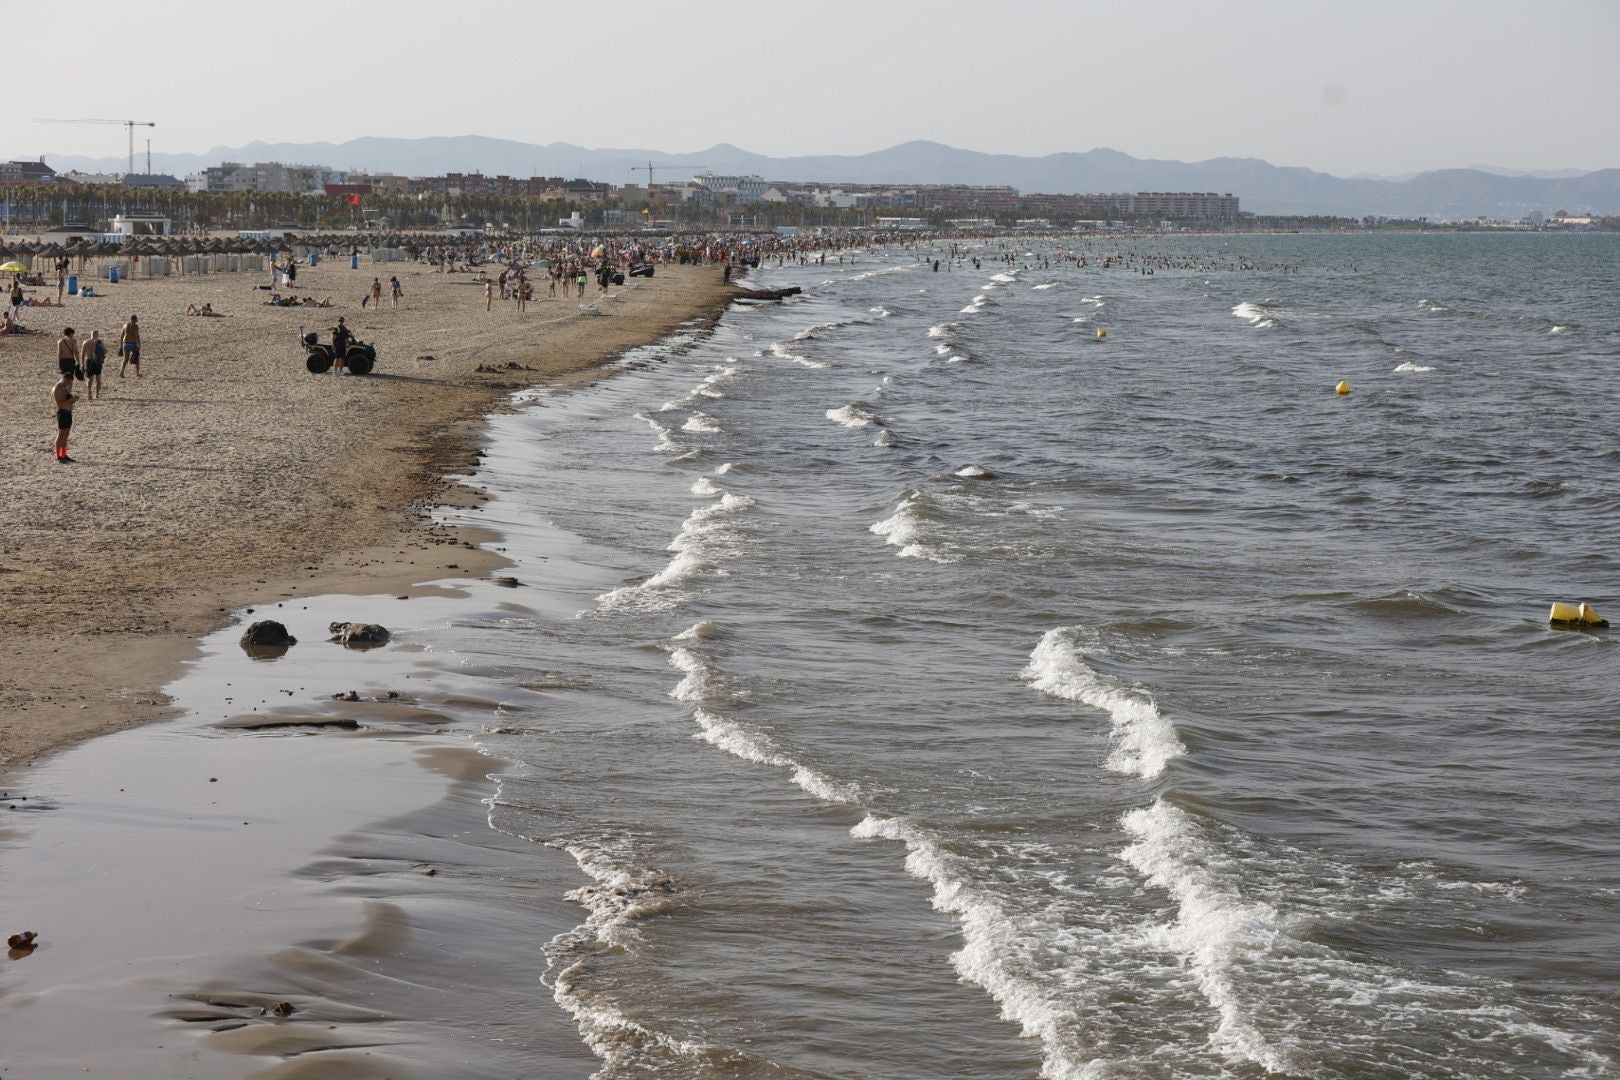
[1, 258, 737, 771]
[0, 580, 603, 1078]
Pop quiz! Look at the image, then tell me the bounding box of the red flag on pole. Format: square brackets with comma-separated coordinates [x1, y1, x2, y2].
[347, 194, 361, 206]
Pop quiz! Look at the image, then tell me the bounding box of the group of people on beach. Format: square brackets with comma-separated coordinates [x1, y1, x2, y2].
[50, 315, 140, 462]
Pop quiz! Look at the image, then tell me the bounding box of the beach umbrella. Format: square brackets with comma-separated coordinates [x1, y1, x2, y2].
[0, 260, 25, 272]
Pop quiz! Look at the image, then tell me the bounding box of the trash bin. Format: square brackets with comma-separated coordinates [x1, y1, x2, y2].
[67, 274, 78, 296]
[308, 252, 319, 266]
[109, 266, 120, 284]
[350, 254, 359, 270]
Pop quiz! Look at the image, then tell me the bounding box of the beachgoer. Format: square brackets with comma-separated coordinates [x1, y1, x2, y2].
[485, 281, 493, 311]
[390, 276, 402, 308]
[118, 314, 141, 377]
[331, 317, 351, 373]
[371, 277, 383, 308]
[576, 271, 586, 298]
[82, 330, 106, 399]
[53, 369, 78, 462]
[9, 279, 22, 317]
[57, 327, 79, 378]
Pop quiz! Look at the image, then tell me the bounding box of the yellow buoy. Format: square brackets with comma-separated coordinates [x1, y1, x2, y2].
[1335, 380, 1351, 395]
[1096, 328, 1106, 339]
[1549, 601, 1609, 628]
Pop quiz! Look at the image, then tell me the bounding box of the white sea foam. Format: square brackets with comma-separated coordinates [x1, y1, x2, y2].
[955, 465, 994, 478]
[1118, 800, 1312, 1075]
[674, 619, 722, 642]
[873, 428, 896, 448]
[692, 707, 787, 767]
[698, 366, 738, 398]
[870, 495, 953, 562]
[544, 834, 720, 1074]
[768, 341, 828, 368]
[556, 835, 679, 950]
[990, 272, 1018, 283]
[1232, 302, 1279, 329]
[690, 476, 721, 496]
[851, 815, 1098, 1080]
[1033, 282, 1060, 290]
[1020, 628, 1184, 778]
[1549, 325, 1572, 334]
[691, 708, 861, 803]
[682, 411, 721, 433]
[826, 403, 879, 429]
[714, 462, 738, 475]
[667, 646, 713, 702]
[595, 493, 753, 611]
[870, 305, 893, 318]
[633, 411, 680, 452]
[928, 323, 957, 338]
[794, 319, 854, 341]
[1393, 361, 1434, 373]
[1417, 299, 1450, 313]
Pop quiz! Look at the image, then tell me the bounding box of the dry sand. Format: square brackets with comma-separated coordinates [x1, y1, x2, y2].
[0, 254, 733, 769]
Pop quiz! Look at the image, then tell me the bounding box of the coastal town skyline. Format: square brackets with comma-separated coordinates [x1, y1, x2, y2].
[7, 0, 1617, 178]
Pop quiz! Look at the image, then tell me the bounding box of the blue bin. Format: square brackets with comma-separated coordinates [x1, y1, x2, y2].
[67, 274, 78, 296]
[350, 254, 359, 270]
[308, 252, 319, 266]
[109, 266, 119, 284]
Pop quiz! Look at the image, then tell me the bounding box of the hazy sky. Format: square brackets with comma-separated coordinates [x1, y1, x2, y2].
[6, 0, 1616, 176]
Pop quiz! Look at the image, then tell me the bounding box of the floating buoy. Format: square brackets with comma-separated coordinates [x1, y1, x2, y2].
[1096, 328, 1106, 339]
[1335, 380, 1351, 395]
[1549, 602, 1608, 629]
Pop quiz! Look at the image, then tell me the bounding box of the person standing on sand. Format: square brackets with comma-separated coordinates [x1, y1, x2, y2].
[371, 277, 383, 309]
[57, 327, 80, 378]
[56, 264, 67, 303]
[331, 316, 351, 374]
[118, 314, 141, 377]
[82, 330, 106, 400]
[390, 275, 402, 308]
[484, 280, 493, 312]
[53, 368, 78, 462]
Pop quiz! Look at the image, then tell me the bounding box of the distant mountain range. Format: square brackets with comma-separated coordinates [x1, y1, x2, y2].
[25, 136, 1620, 218]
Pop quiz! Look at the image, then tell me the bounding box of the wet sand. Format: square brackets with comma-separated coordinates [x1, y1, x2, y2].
[0, 585, 600, 1078]
[0, 255, 732, 769]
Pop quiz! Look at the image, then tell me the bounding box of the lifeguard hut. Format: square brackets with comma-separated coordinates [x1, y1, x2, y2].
[110, 212, 173, 237]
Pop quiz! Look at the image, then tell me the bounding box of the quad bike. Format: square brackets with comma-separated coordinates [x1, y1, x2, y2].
[302, 332, 376, 375]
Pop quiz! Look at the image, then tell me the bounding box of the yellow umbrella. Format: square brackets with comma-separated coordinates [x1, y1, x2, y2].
[0, 261, 26, 272]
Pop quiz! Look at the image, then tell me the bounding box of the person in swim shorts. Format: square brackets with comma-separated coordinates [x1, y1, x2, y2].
[57, 327, 79, 377]
[53, 369, 78, 462]
[119, 314, 141, 377]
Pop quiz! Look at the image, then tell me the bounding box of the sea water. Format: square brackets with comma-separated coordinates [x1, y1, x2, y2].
[417, 233, 1617, 1078]
[19, 233, 1620, 1078]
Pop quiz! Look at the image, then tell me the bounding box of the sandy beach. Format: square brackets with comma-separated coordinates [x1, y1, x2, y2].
[1, 252, 734, 769]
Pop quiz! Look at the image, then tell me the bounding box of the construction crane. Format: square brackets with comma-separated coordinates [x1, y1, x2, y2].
[632, 160, 706, 189]
[34, 118, 157, 175]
